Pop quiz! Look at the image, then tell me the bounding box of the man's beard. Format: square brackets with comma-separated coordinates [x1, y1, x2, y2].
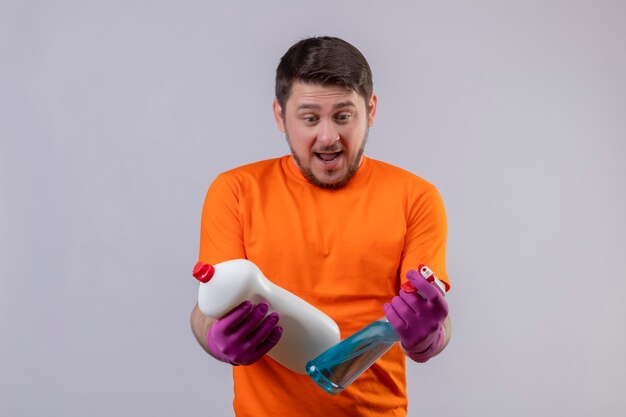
[286, 130, 368, 190]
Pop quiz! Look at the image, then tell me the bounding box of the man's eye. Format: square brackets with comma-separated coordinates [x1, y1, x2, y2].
[335, 113, 352, 122]
[303, 116, 318, 124]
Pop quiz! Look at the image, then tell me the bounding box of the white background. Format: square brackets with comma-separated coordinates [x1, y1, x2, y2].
[1, 1, 625, 416]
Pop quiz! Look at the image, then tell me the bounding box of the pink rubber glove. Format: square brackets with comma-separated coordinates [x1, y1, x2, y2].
[384, 269, 449, 363]
[207, 300, 283, 366]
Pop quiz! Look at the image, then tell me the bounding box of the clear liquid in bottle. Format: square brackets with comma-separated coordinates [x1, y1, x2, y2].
[306, 318, 399, 395]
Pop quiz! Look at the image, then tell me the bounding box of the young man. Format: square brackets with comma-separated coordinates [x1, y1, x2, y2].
[191, 36, 451, 417]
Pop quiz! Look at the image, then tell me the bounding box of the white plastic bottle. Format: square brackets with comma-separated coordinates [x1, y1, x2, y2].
[193, 259, 341, 374]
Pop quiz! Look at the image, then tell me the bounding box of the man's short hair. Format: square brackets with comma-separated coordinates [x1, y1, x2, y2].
[275, 36, 373, 112]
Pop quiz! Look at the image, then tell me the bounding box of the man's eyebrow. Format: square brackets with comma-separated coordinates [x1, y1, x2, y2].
[333, 100, 356, 110]
[296, 104, 321, 111]
[296, 101, 356, 111]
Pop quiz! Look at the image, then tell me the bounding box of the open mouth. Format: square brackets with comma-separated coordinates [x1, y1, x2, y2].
[314, 151, 343, 162]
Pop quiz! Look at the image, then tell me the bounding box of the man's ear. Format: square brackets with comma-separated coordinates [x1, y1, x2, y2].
[273, 99, 286, 132]
[367, 93, 378, 127]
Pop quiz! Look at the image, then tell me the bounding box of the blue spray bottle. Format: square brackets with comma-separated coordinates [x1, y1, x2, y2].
[306, 265, 446, 395]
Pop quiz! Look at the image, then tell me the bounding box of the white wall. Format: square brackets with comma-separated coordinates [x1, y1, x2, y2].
[1, 1, 625, 416]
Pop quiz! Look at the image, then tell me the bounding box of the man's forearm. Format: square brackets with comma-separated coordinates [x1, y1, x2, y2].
[190, 304, 217, 357]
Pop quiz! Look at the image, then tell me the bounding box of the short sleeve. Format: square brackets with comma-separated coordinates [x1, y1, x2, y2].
[400, 184, 450, 291]
[198, 173, 247, 265]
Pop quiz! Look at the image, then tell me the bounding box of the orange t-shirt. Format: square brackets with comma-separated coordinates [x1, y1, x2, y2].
[198, 155, 449, 417]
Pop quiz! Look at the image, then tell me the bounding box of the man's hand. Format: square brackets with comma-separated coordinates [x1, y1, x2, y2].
[207, 300, 283, 365]
[384, 269, 449, 362]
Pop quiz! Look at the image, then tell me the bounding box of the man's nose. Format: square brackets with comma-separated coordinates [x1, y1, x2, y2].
[317, 120, 340, 145]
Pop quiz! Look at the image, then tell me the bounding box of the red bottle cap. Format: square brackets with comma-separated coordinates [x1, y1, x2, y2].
[193, 262, 215, 283]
